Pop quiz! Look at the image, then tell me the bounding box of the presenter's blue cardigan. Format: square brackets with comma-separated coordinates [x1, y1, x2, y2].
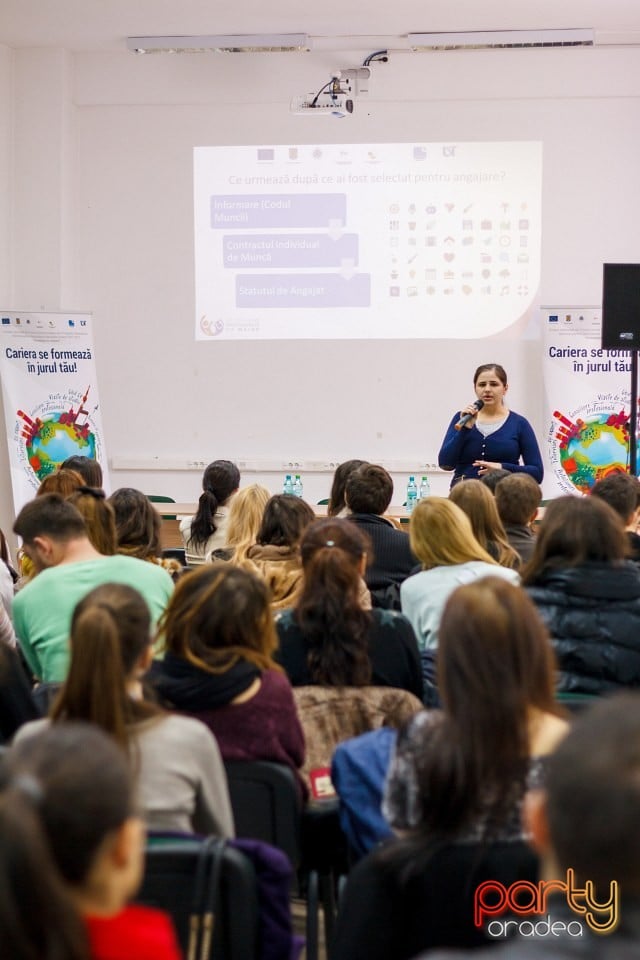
[438, 410, 543, 486]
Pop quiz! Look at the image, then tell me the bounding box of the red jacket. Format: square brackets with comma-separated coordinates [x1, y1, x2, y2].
[86, 904, 182, 960]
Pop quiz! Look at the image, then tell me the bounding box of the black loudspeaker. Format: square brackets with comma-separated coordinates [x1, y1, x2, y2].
[602, 263, 640, 349]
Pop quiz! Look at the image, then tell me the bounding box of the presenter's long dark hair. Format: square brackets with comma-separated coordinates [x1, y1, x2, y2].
[295, 519, 372, 685]
[189, 460, 240, 548]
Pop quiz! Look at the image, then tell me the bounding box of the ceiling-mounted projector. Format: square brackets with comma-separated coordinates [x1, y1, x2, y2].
[290, 91, 354, 117]
[290, 66, 370, 117]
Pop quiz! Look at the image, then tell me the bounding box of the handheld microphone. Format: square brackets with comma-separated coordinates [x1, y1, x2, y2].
[454, 399, 484, 431]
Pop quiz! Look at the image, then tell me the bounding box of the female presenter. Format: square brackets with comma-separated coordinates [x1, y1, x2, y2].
[438, 364, 543, 487]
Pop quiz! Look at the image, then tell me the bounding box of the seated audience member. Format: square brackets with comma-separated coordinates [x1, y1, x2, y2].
[331, 578, 567, 960]
[243, 494, 315, 611]
[0, 528, 16, 617]
[15, 583, 233, 837]
[494, 472, 542, 567]
[401, 497, 519, 694]
[0, 643, 40, 742]
[523, 495, 640, 695]
[60, 454, 104, 488]
[209, 483, 271, 563]
[68, 487, 117, 556]
[0, 604, 17, 648]
[449, 479, 519, 568]
[180, 460, 240, 565]
[109, 487, 183, 579]
[37, 467, 84, 497]
[0, 723, 182, 960]
[149, 565, 306, 796]
[346, 464, 417, 608]
[327, 459, 368, 517]
[591, 471, 640, 562]
[479, 467, 510, 494]
[423, 693, 640, 959]
[12, 495, 174, 682]
[276, 519, 423, 699]
[20, 470, 85, 581]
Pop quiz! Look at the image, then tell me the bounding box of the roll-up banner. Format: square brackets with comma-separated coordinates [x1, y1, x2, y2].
[0, 312, 107, 512]
[542, 306, 633, 499]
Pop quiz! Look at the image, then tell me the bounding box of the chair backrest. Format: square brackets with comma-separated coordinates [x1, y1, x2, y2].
[162, 546, 187, 566]
[556, 691, 599, 714]
[138, 838, 259, 960]
[292, 685, 423, 788]
[224, 760, 302, 868]
[147, 494, 177, 520]
[333, 839, 539, 957]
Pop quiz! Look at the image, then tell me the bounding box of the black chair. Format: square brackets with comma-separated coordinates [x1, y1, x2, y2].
[162, 547, 187, 566]
[138, 837, 259, 960]
[332, 839, 539, 960]
[224, 760, 301, 867]
[224, 760, 341, 960]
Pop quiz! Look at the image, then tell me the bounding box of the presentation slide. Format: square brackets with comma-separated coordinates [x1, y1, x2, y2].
[194, 141, 542, 341]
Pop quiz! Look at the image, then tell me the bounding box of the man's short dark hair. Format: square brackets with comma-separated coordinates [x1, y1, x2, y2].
[479, 468, 510, 494]
[546, 693, 640, 892]
[345, 464, 393, 515]
[591, 472, 640, 524]
[494, 473, 542, 526]
[13, 494, 87, 543]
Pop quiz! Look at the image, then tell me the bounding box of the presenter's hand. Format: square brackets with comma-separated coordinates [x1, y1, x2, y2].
[459, 403, 480, 429]
[473, 460, 502, 476]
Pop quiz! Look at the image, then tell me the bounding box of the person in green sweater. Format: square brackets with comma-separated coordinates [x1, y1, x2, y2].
[12, 494, 173, 683]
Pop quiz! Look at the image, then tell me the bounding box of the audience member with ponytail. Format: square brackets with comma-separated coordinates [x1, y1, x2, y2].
[0, 723, 181, 960]
[276, 519, 423, 698]
[180, 460, 240, 565]
[67, 487, 118, 556]
[15, 582, 234, 838]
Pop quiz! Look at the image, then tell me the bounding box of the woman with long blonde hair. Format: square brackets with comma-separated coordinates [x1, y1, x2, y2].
[449, 479, 519, 568]
[210, 483, 271, 564]
[401, 497, 519, 697]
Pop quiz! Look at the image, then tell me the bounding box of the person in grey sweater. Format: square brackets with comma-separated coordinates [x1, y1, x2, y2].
[14, 581, 234, 838]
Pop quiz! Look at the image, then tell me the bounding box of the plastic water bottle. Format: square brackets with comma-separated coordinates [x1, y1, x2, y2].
[406, 475, 418, 514]
[293, 474, 303, 498]
[283, 474, 294, 495]
[419, 475, 430, 500]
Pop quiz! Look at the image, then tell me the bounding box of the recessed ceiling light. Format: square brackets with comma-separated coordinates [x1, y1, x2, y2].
[408, 28, 594, 51]
[126, 34, 312, 54]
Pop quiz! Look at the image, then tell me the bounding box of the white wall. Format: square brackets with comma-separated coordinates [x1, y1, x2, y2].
[0, 46, 12, 542]
[4, 44, 640, 532]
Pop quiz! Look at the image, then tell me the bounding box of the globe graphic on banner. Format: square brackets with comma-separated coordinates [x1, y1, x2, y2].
[558, 414, 628, 493]
[17, 386, 98, 484]
[27, 416, 96, 481]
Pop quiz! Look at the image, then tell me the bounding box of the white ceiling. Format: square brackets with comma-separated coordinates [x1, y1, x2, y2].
[2, 0, 640, 54]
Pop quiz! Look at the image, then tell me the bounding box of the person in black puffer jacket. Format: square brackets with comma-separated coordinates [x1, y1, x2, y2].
[522, 494, 640, 695]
